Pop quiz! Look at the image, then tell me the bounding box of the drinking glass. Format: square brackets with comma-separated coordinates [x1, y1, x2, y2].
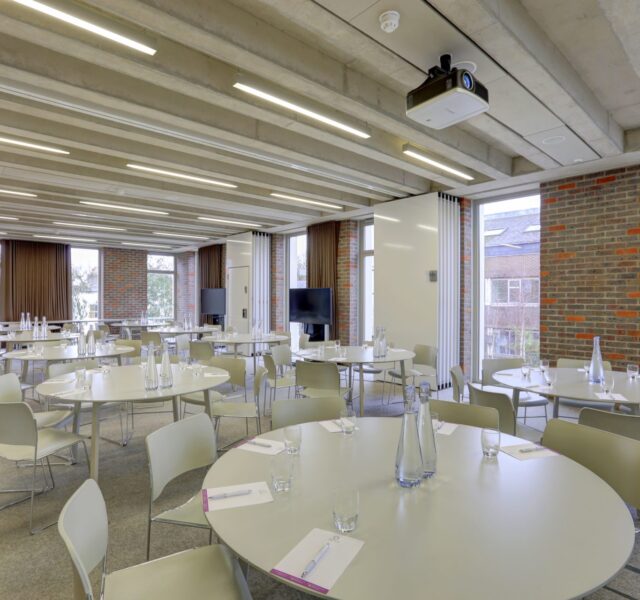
[627, 364, 639, 381]
[335, 339, 341, 353]
[602, 373, 615, 398]
[543, 368, 556, 387]
[431, 412, 443, 432]
[75, 368, 86, 390]
[339, 407, 357, 435]
[101, 365, 111, 376]
[271, 453, 294, 493]
[540, 359, 549, 374]
[27, 343, 34, 354]
[583, 362, 590, 376]
[481, 428, 500, 458]
[178, 350, 188, 371]
[333, 487, 359, 534]
[520, 364, 530, 380]
[284, 425, 302, 454]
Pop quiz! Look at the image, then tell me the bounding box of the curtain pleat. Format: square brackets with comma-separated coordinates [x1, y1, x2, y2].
[198, 244, 225, 324]
[251, 232, 271, 332]
[306, 221, 338, 338]
[0, 240, 71, 321]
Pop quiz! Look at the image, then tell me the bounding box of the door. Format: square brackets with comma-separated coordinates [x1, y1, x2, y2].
[227, 266, 249, 334]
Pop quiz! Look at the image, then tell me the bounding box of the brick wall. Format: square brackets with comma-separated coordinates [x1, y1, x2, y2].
[176, 251, 196, 323]
[540, 166, 640, 369]
[337, 220, 359, 345]
[270, 234, 286, 332]
[102, 247, 147, 319]
[460, 198, 473, 375]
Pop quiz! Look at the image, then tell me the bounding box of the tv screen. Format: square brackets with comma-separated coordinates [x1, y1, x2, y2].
[289, 288, 332, 325]
[200, 288, 226, 315]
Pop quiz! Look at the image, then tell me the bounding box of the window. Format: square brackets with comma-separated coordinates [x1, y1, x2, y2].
[147, 254, 175, 319]
[287, 234, 307, 340]
[360, 222, 374, 342]
[477, 195, 540, 368]
[71, 248, 100, 320]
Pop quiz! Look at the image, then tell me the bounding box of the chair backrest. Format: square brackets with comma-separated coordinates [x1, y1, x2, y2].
[254, 367, 267, 403]
[468, 383, 516, 435]
[0, 372, 22, 403]
[296, 361, 339, 392]
[141, 331, 162, 347]
[121, 326, 133, 340]
[450, 366, 465, 402]
[271, 344, 292, 367]
[91, 330, 105, 341]
[145, 413, 217, 501]
[542, 419, 640, 508]
[116, 338, 141, 358]
[58, 479, 108, 599]
[47, 360, 99, 379]
[299, 333, 310, 349]
[272, 396, 345, 429]
[557, 357, 613, 370]
[263, 353, 277, 380]
[579, 408, 640, 442]
[0, 402, 37, 449]
[414, 344, 437, 370]
[62, 323, 75, 332]
[206, 356, 246, 388]
[190, 341, 213, 362]
[98, 324, 110, 334]
[175, 334, 190, 354]
[481, 357, 523, 387]
[431, 399, 499, 430]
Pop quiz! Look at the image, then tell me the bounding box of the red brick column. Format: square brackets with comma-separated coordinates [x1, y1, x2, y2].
[459, 198, 473, 376]
[540, 166, 640, 369]
[337, 221, 358, 345]
[102, 247, 147, 319]
[271, 234, 286, 332]
[176, 251, 196, 322]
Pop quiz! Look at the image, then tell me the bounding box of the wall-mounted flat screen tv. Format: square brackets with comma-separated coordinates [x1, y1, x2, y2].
[289, 288, 332, 325]
[200, 288, 226, 315]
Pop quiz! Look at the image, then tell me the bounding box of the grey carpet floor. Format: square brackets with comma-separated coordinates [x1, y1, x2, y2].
[0, 371, 638, 600]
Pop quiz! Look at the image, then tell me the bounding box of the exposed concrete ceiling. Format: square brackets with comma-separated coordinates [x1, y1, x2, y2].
[0, 0, 638, 249]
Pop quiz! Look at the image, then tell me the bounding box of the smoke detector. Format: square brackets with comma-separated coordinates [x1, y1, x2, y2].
[379, 10, 400, 33]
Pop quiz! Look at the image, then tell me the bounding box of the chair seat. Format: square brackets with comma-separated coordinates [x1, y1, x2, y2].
[518, 394, 549, 408]
[299, 386, 350, 400]
[359, 364, 382, 374]
[388, 368, 425, 379]
[104, 544, 251, 600]
[267, 375, 296, 389]
[0, 428, 85, 462]
[181, 391, 224, 406]
[33, 409, 74, 429]
[208, 401, 258, 419]
[153, 493, 209, 529]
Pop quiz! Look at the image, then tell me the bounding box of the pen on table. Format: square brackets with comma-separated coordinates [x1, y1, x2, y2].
[246, 439, 272, 448]
[519, 446, 547, 454]
[209, 489, 252, 501]
[301, 542, 332, 579]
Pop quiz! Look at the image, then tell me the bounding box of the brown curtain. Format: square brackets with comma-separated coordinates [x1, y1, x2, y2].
[1, 240, 71, 321]
[198, 244, 225, 324]
[307, 221, 338, 338]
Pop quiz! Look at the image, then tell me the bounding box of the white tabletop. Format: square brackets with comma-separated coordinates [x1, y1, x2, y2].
[4, 344, 134, 362]
[0, 331, 79, 344]
[148, 325, 221, 336]
[35, 364, 229, 404]
[203, 418, 633, 600]
[493, 368, 640, 407]
[202, 333, 289, 345]
[296, 346, 415, 364]
[112, 320, 169, 328]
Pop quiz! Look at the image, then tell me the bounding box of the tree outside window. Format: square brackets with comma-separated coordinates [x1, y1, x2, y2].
[71, 248, 99, 320]
[147, 254, 175, 319]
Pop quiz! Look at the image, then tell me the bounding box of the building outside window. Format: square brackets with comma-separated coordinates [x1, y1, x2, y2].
[478, 196, 540, 365]
[287, 233, 307, 341]
[147, 254, 175, 319]
[360, 221, 374, 342]
[71, 247, 100, 320]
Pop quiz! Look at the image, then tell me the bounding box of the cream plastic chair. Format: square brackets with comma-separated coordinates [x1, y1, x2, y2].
[468, 383, 516, 435]
[482, 357, 548, 423]
[557, 358, 613, 370]
[272, 396, 345, 429]
[58, 479, 253, 600]
[298, 333, 311, 349]
[271, 343, 295, 372]
[190, 341, 214, 362]
[386, 344, 439, 400]
[263, 353, 296, 411]
[542, 419, 640, 510]
[296, 361, 349, 401]
[141, 331, 162, 347]
[578, 408, 640, 442]
[145, 414, 217, 560]
[115, 338, 142, 365]
[0, 372, 73, 429]
[0, 402, 88, 533]
[430, 399, 499, 430]
[175, 334, 190, 357]
[450, 366, 468, 403]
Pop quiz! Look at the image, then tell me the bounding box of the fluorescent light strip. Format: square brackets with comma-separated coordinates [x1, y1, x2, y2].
[375, 214, 400, 223]
[0, 232, 6, 235]
[12, 0, 156, 55]
[0, 135, 68, 154]
[34, 235, 96, 242]
[53, 221, 126, 231]
[127, 164, 237, 188]
[402, 148, 474, 181]
[153, 232, 208, 240]
[79, 201, 168, 216]
[0, 216, 19, 221]
[198, 216, 261, 228]
[269, 192, 342, 211]
[123, 242, 172, 249]
[0, 189, 37, 197]
[234, 82, 370, 139]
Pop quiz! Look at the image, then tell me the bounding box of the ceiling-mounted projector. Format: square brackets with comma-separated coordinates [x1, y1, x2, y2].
[406, 54, 489, 129]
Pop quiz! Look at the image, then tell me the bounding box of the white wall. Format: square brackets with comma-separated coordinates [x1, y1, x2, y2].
[374, 193, 439, 351]
[225, 232, 253, 333]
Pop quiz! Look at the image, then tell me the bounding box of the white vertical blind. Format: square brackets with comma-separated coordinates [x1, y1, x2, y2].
[438, 194, 460, 388]
[251, 232, 271, 332]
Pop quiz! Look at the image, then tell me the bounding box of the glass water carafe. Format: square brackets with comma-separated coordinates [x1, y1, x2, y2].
[417, 382, 437, 478]
[159, 342, 173, 388]
[395, 385, 423, 488]
[145, 342, 159, 391]
[86, 330, 96, 356]
[588, 336, 605, 384]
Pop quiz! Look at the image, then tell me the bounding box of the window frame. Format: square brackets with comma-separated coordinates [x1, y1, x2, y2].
[284, 230, 307, 334]
[70, 246, 101, 321]
[359, 219, 374, 344]
[146, 253, 176, 320]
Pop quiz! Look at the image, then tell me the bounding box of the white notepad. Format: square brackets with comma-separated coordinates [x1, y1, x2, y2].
[237, 438, 285, 455]
[435, 422, 458, 436]
[318, 420, 344, 433]
[501, 443, 557, 460]
[595, 392, 629, 402]
[201, 481, 273, 512]
[271, 528, 364, 595]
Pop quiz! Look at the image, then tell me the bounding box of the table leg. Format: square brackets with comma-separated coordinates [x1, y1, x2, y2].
[553, 396, 560, 418]
[347, 364, 353, 408]
[204, 389, 213, 418]
[90, 404, 101, 481]
[512, 388, 521, 415]
[359, 363, 365, 417]
[252, 343, 257, 375]
[172, 396, 180, 421]
[400, 360, 407, 404]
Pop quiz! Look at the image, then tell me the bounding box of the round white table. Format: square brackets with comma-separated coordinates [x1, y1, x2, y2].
[35, 364, 229, 480]
[203, 418, 634, 600]
[4, 343, 134, 364]
[0, 331, 79, 344]
[201, 333, 289, 374]
[493, 368, 640, 417]
[148, 325, 221, 337]
[111, 320, 169, 330]
[296, 346, 415, 416]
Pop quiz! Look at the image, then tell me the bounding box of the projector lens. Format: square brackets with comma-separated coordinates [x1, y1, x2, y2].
[461, 71, 474, 90]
